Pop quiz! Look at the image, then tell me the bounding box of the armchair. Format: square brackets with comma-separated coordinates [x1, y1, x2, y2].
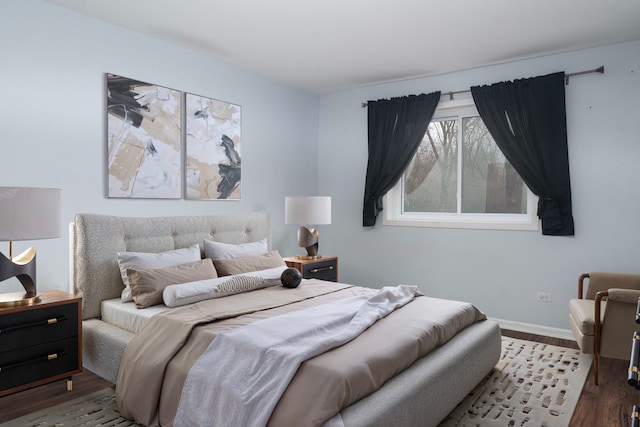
[569, 272, 640, 384]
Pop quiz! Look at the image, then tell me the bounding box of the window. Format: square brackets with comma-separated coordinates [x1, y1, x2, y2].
[384, 99, 538, 230]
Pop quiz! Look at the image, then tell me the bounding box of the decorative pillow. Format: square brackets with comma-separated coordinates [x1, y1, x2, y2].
[116, 244, 201, 302]
[215, 275, 267, 296]
[213, 250, 286, 276]
[163, 265, 289, 308]
[127, 259, 218, 308]
[203, 238, 268, 260]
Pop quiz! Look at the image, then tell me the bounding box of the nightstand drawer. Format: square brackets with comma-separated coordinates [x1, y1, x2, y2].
[302, 259, 338, 282]
[0, 336, 79, 392]
[0, 303, 78, 353]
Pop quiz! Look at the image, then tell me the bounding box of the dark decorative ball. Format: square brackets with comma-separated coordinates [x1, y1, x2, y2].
[281, 267, 302, 288]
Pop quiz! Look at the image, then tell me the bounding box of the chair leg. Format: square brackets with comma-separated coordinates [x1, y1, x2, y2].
[594, 352, 599, 385]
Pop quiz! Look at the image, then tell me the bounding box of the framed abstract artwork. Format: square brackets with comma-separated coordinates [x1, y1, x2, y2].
[106, 74, 182, 198]
[185, 93, 242, 200]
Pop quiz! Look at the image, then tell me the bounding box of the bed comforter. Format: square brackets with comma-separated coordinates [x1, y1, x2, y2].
[116, 280, 487, 427]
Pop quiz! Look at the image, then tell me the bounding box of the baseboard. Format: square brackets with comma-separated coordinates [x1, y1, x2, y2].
[488, 317, 575, 341]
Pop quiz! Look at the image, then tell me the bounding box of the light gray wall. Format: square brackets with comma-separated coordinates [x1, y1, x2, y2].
[0, 0, 318, 293]
[318, 40, 640, 332]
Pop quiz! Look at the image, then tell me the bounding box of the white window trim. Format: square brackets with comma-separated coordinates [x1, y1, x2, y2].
[382, 97, 540, 232]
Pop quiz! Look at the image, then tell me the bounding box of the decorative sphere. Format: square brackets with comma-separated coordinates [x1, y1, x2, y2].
[281, 268, 302, 288]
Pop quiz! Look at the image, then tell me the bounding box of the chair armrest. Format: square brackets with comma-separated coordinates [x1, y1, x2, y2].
[578, 273, 590, 299]
[594, 290, 608, 355]
[593, 289, 640, 321]
[594, 290, 608, 319]
[594, 289, 640, 353]
[607, 288, 640, 304]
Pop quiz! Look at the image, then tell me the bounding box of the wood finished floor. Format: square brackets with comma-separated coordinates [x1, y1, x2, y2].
[0, 329, 636, 426]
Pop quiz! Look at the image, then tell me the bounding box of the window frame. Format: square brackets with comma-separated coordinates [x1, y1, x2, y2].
[383, 97, 539, 231]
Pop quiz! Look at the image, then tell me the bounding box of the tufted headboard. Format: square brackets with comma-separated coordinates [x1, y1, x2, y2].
[70, 211, 271, 320]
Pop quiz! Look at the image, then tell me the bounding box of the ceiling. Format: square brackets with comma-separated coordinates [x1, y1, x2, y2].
[48, 0, 640, 94]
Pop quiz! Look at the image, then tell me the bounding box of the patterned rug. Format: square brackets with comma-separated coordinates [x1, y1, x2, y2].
[439, 337, 592, 427]
[0, 388, 138, 427]
[1, 337, 591, 427]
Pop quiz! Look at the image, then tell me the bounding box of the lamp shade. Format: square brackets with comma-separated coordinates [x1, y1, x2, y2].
[285, 196, 331, 225]
[0, 187, 61, 241]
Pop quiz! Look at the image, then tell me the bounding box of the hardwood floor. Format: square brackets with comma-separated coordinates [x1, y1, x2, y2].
[0, 369, 112, 424]
[0, 330, 636, 426]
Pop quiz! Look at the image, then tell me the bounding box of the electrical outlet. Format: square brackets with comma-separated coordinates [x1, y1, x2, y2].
[537, 292, 551, 302]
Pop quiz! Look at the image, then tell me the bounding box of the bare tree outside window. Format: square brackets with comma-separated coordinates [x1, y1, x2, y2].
[402, 114, 525, 215]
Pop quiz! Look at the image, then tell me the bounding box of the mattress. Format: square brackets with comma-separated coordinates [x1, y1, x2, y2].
[101, 298, 168, 334]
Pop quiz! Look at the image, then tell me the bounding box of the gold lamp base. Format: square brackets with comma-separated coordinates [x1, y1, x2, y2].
[0, 291, 40, 308]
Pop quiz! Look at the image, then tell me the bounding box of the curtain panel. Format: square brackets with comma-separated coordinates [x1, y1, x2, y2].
[363, 92, 440, 227]
[471, 72, 575, 236]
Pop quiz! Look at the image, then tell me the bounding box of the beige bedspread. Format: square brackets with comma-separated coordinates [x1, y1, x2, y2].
[116, 280, 487, 427]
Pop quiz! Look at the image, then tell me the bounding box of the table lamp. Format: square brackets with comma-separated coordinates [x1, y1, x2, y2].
[0, 187, 61, 307]
[285, 196, 331, 259]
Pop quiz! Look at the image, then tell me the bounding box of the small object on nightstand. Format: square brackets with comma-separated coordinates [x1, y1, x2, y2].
[284, 256, 338, 282]
[281, 268, 302, 288]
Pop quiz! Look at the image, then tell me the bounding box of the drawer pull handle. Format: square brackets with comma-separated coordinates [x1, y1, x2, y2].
[311, 266, 334, 273]
[0, 351, 67, 373]
[0, 315, 67, 334]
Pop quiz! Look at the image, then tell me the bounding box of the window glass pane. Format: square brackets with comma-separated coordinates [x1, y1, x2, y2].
[386, 103, 537, 231]
[403, 119, 458, 213]
[461, 117, 525, 214]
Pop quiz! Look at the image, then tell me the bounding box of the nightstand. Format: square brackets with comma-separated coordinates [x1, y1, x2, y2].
[0, 290, 82, 397]
[284, 256, 338, 282]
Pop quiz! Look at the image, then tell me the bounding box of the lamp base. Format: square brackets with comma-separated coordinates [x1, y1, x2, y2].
[1, 247, 38, 300]
[0, 291, 40, 308]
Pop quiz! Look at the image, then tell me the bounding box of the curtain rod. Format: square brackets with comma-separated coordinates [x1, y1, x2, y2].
[361, 65, 604, 107]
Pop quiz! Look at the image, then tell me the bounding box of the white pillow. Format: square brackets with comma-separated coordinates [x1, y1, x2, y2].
[116, 244, 201, 302]
[203, 238, 268, 260]
[163, 266, 288, 307]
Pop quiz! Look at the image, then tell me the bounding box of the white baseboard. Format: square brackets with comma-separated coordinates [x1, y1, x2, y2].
[488, 317, 575, 341]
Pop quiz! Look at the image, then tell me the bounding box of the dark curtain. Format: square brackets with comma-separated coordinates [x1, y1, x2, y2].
[363, 92, 441, 226]
[471, 72, 574, 236]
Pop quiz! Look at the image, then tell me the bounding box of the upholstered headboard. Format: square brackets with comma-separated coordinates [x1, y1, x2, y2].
[70, 211, 271, 320]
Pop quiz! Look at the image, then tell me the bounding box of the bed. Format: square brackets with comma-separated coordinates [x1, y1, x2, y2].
[69, 211, 501, 427]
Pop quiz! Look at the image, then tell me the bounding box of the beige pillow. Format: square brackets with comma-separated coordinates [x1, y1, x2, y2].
[117, 244, 202, 303]
[213, 250, 286, 276]
[127, 258, 218, 308]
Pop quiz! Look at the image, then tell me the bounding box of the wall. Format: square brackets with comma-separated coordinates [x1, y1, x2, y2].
[318, 40, 640, 334]
[0, 0, 319, 293]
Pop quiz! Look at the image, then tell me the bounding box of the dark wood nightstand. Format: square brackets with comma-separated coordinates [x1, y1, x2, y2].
[283, 256, 338, 282]
[0, 290, 82, 397]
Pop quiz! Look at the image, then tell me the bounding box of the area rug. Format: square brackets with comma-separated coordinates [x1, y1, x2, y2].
[0, 388, 139, 427]
[1, 337, 591, 427]
[439, 337, 592, 427]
